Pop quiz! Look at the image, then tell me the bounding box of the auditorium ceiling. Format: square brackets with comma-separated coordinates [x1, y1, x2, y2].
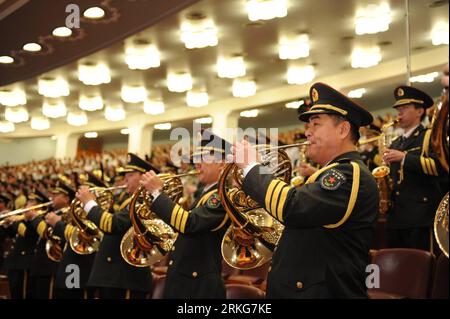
[0, 0, 448, 138]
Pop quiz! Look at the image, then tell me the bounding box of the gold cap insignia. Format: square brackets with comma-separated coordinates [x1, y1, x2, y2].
[397, 88, 404, 96]
[312, 88, 319, 102]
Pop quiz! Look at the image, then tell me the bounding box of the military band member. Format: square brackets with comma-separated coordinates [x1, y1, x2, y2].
[383, 86, 446, 250]
[45, 175, 95, 299]
[2, 193, 39, 299]
[141, 130, 231, 299]
[76, 153, 153, 299]
[27, 188, 63, 299]
[231, 82, 379, 298]
[0, 194, 10, 270]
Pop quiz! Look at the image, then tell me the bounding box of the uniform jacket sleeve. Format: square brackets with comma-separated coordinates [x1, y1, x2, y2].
[152, 190, 229, 234]
[86, 203, 132, 235]
[242, 163, 359, 228]
[29, 215, 48, 238]
[53, 220, 76, 242]
[403, 148, 445, 177]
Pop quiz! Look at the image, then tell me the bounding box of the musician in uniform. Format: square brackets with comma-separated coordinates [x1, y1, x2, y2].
[27, 187, 65, 299]
[2, 190, 43, 298]
[0, 194, 11, 270]
[45, 174, 97, 299]
[383, 86, 446, 250]
[230, 82, 379, 298]
[76, 153, 153, 299]
[140, 130, 231, 298]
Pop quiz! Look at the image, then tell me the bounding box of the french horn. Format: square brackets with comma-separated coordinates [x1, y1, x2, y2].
[432, 88, 449, 257]
[68, 186, 122, 255]
[120, 171, 199, 267]
[43, 207, 68, 263]
[218, 143, 302, 269]
[434, 192, 448, 258]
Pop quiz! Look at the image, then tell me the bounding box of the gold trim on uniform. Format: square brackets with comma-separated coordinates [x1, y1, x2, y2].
[306, 163, 339, 184]
[125, 165, 146, 173]
[179, 210, 190, 233]
[394, 98, 424, 106]
[312, 88, 319, 102]
[276, 185, 291, 222]
[270, 181, 287, 219]
[310, 104, 348, 115]
[119, 197, 132, 210]
[265, 180, 281, 218]
[169, 204, 190, 233]
[37, 220, 47, 237]
[18, 223, 27, 237]
[324, 162, 360, 228]
[99, 212, 113, 233]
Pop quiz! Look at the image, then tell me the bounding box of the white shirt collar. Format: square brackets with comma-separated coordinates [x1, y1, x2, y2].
[403, 124, 420, 139]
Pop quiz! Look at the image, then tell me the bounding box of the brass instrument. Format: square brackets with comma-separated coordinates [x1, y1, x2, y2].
[218, 142, 304, 269]
[291, 143, 309, 187]
[431, 88, 449, 173]
[0, 201, 53, 226]
[432, 88, 449, 257]
[434, 192, 449, 257]
[0, 209, 48, 227]
[120, 171, 200, 267]
[68, 186, 124, 255]
[369, 120, 398, 214]
[44, 207, 70, 262]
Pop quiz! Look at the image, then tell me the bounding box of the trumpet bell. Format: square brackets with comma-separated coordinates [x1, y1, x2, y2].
[221, 208, 284, 270]
[70, 226, 103, 255]
[45, 237, 63, 262]
[120, 218, 177, 267]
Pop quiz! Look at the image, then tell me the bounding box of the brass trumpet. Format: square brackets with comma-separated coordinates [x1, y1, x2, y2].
[0, 202, 53, 226]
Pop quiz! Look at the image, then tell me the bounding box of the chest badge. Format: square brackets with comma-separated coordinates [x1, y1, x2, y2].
[206, 192, 221, 209]
[319, 169, 346, 191]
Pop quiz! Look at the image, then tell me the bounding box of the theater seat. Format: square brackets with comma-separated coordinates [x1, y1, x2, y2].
[368, 248, 433, 299]
[0, 275, 10, 299]
[221, 260, 241, 280]
[226, 284, 265, 299]
[430, 253, 449, 299]
[151, 275, 166, 299]
[226, 262, 270, 286]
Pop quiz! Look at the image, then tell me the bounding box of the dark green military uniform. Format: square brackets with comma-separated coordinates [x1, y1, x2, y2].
[52, 220, 95, 299]
[86, 197, 152, 297]
[152, 184, 230, 298]
[387, 86, 446, 250]
[86, 154, 153, 299]
[244, 152, 378, 298]
[241, 82, 379, 298]
[52, 173, 103, 299]
[3, 220, 39, 298]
